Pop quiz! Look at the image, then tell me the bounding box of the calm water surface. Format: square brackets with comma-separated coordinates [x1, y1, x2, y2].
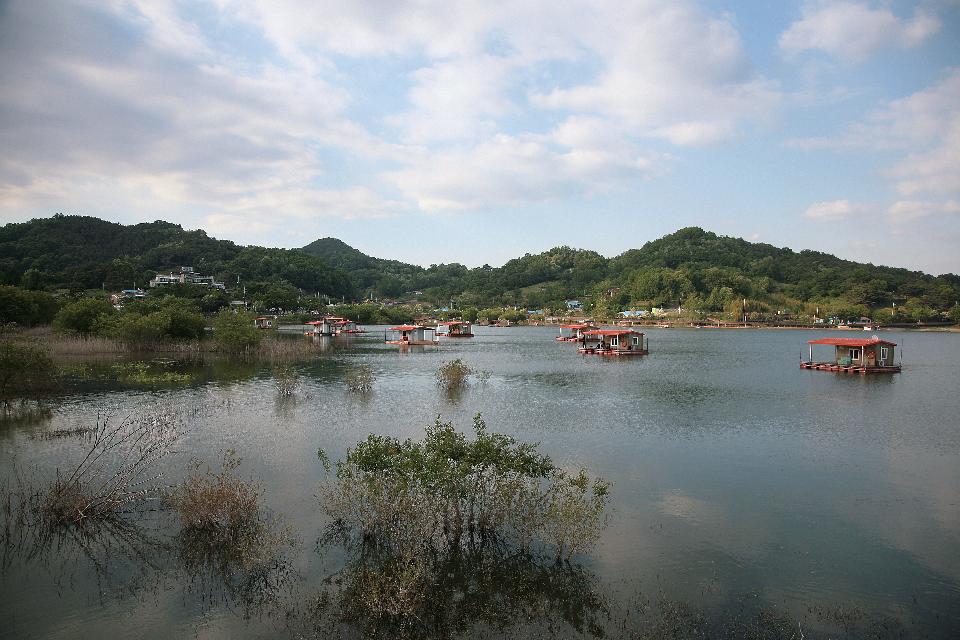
[1, 326, 959, 638]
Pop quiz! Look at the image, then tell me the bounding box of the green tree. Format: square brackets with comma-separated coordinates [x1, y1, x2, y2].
[53, 297, 115, 335]
[0, 286, 59, 327]
[20, 268, 44, 291]
[213, 309, 261, 353]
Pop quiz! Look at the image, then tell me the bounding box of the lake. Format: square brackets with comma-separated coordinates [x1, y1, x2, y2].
[2, 326, 959, 638]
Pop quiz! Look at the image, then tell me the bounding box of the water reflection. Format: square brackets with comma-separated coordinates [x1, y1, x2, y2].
[175, 514, 299, 619]
[0, 400, 53, 435]
[306, 530, 607, 639]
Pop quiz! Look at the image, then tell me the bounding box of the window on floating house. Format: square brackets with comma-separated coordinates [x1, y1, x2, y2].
[631, 335, 640, 345]
[880, 346, 888, 362]
[610, 335, 619, 346]
[849, 348, 861, 361]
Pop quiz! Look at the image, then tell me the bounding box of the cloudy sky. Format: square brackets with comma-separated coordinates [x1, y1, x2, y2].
[1, 1, 958, 274]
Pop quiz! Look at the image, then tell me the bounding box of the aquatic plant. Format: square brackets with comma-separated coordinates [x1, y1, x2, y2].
[39, 407, 181, 524]
[344, 365, 374, 393]
[435, 358, 471, 391]
[312, 414, 611, 637]
[171, 450, 260, 533]
[319, 414, 609, 559]
[1, 400, 53, 430]
[274, 365, 300, 397]
[171, 450, 298, 617]
[0, 336, 57, 397]
[112, 362, 194, 385]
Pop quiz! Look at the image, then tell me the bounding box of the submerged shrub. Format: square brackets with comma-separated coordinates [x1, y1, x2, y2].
[112, 362, 193, 385]
[435, 358, 471, 391]
[274, 365, 300, 397]
[344, 365, 374, 393]
[40, 407, 181, 524]
[319, 414, 610, 560]
[171, 450, 260, 532]
[0, 337, 56, 397]
[171, 451, 298, 616]
[313, 415, 611, 636]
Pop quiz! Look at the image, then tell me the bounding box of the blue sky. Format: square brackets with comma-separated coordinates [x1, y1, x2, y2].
[1, 0, 958, 274]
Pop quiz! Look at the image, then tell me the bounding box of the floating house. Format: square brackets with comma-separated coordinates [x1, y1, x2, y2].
[328, 317, 362, 334]
[556, 323, 594, 342]
[304, 316, 362, 336]
[801, 336, 900, 374]
[437, 320, 474, 337]
[254, 316, 275, 329]
[385, 325, 438, 345]
[304, 319, 334, 336]
[577, 329, 648, 356]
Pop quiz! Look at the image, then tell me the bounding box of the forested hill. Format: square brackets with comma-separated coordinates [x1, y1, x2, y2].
[0, 214, 352, 298]
[301, 227, 958, 320]
[301, 237, 428, 293]
[1, 216, 957, 321]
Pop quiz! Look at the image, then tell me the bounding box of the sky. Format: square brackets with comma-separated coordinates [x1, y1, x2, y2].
[1, 1, 958, 275]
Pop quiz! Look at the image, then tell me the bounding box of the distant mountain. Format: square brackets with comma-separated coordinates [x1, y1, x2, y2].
[1, 215, 956, 320]
[0, 214, 352, 296]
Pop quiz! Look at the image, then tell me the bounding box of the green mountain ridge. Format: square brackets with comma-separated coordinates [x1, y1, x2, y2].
[1, 215, 957, 321]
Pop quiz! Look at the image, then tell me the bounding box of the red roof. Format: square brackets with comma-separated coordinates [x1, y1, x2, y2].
[305, 320, 325, 325]
[583, 329, 642, 336]
[389, 325, 421, 331]
[439, 321, 468, 326]
[560, 324, 591, 329]
[808, 336, 896, 347]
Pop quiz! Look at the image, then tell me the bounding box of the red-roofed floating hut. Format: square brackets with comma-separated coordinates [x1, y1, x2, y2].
[801, 335, 900, 374]
[437, 320, 474, 337]
[330, 317, 362, 334]
[577, 329, 648, 356]
[556, 323, 595, 342]
[304, 319, 333, 336]
[385, 325, 438, 346]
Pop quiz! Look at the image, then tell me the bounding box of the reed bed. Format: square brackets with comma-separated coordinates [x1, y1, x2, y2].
[19, 327, 317, 361]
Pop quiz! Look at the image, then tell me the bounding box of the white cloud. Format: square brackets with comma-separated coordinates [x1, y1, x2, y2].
[385, 133, 667, 212]
[0, 0, 782, 226]
[780, 2, 941, 62]
[789, 69, 960, 200]
[529, 2, 779, 146]
[387, 56, 517, 144]
[0, 0, 403, 232]
[803, 199, 865, 221]
[887, 200, 960, 223]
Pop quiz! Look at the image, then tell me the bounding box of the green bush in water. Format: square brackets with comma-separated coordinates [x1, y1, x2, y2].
[319, 414, 610, 560]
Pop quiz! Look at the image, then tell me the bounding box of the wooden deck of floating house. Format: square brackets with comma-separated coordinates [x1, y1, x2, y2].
[800, 336, 901, 374]
[577, 329, 649, 356]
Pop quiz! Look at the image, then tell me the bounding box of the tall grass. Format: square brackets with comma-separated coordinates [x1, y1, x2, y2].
[20, 326, 319, 361]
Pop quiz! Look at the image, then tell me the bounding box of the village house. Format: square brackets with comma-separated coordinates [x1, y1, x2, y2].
[149, 266, 226, 290]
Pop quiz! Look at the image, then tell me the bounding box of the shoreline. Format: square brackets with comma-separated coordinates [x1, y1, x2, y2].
[535, 322, 960, 332]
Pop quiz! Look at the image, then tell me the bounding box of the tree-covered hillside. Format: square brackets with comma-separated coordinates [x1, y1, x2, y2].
[0, 214, 352, 299]
[1, 216, 956, 322]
